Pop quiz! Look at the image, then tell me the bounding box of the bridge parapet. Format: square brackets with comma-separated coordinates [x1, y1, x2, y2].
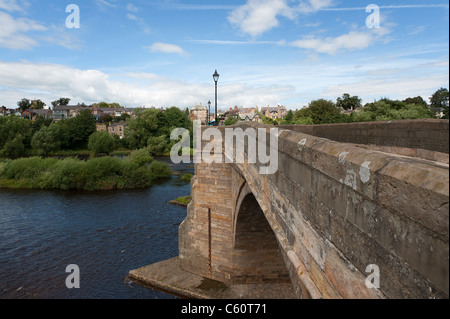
[178, 120, 449, 299]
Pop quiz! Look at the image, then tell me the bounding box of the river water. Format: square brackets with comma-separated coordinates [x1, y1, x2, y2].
[0, 158, 193, 299]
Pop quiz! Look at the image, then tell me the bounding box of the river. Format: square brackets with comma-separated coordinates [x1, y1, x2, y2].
[0, 158, 193, 299]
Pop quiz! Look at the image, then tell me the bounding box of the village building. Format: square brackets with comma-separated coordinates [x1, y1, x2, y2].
[260, 105, 288, 120]
[190, 104, 208, 125]
[108, 122, 126, 139]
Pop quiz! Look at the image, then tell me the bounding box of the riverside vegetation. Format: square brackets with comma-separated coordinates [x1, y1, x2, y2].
[0, 149, 172, 191]
[0, 106, 192, 190]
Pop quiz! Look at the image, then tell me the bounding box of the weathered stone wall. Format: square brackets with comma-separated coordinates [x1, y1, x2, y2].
[179, 120, 449, 299]
[233, 121, 449, 299]
[280, 119, 449, 154]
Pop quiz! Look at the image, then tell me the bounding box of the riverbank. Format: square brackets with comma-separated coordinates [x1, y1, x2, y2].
[168, 196, 191, 207]
[0, 149, 172, 191]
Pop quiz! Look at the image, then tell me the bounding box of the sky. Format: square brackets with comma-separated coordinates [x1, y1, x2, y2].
[0, 0, 448, 111]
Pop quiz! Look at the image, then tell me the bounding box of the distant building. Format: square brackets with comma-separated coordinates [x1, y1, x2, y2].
[96, 123, 107, 132]
[22, 108, 52, 121]
[260, 105, 288, 120]
[108, 122, 126, 139]
[238, 107, 262, 123]
[52, 105, 78, 121]
[190, 103, 208, 125]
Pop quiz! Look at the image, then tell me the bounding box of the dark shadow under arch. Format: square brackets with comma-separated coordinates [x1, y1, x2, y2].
[232, 192, 291, 284]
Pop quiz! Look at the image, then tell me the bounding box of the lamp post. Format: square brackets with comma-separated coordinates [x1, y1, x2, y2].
[208, 100, 211, 126]
[213, 69, 219, 126]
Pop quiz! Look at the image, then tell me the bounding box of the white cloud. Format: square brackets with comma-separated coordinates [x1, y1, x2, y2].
[126, 3, 139, 13]
[148, 42, 187, 56]
[0, 61, 292, 109]
[0, 11, 47, 49]
[228, 0, 295, 37]
[291, 30, 374, 55]
[0, 0, 22, 11]
[228, 0, 334, 37]
[126, 5, 150, 33]
[297, 0, 334, 13]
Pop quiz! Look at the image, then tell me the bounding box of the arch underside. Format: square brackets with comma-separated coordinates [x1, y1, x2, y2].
[233, 191, 291, 284]
[232, 165, 311, 299]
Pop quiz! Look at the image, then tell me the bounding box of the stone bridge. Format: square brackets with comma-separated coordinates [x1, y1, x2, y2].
[131, 119, 449, 299]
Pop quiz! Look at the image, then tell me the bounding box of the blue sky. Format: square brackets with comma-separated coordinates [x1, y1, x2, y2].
[0, 0, 448, 110]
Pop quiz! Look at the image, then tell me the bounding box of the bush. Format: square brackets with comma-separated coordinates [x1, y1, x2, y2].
[126, 148, 154, 167]
[0, 153, 172, 191]
[147, 135, 169, 156]
[1, 157, 57, 180]
[119, 161, 154, 189]
[181, 173, 193, 182]
[51, 158, 85, 190]
[82, 156, 123, 190]
[148, 160, 172, 180]
[88, 131, 116, 155]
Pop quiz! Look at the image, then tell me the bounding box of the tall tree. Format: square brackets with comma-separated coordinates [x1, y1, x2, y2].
[336, 93, 362, 110]
[30, 99, 46, 109]
[430, 87, 449, 119]
[307, 99, 343, 124]
[403, 96, 427, 107]
[17, 98, 31, 111]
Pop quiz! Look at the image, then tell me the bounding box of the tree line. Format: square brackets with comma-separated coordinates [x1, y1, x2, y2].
[0, 107, 192, 159]
[279, 88, 449, 125]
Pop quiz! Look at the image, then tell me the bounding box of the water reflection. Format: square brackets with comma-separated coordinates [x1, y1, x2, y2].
[0, 157, 193, 299]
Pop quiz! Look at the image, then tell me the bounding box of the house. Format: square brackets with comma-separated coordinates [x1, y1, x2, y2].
[22, 108, 52, 121]
[238, 109, 262, 123]
[108, 122, 126, 139]
[0, 107, 18, 117]
[96, 123, 107, 132]
[52, 105, 78, 121]
[91, 107, 133, 122]
[190, 104, 208, 125]
[260, 105, 288, 120]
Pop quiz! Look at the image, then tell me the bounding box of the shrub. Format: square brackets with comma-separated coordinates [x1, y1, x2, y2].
[181, 173, 193, 182]
[119, 161, 153, 189]
[148, 160, 172, 180]
[51, 158, 85, 190]
[88, 131, 115, 156]
[1, 157, 57, 180]
[126, 148, 154, 167]
[147, 135, 169, 156]
[82, 156, 123, 190]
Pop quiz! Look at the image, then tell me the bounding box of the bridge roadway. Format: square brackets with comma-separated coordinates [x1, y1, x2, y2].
[130, 119, 449, 299]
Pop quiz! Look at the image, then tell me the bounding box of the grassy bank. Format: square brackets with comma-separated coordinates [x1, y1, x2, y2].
[0, 149, 171, 191]
[168, 196, 192, 207]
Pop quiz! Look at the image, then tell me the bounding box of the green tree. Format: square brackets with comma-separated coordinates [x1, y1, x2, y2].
[403, 96, 427, 107]
[0, 116, 33, 157]
[51, 97, 71, 108]
[17, 98, 32, 111]
[306, 99, 344, 124]
[224, 114, 240, 126]
[126, 108, 160, 149]
[336, 93, 362, 110]
[30, 99, 46, 109]
[147, 135, 169, 156]
[67, 109, 97, 149]
[353, 99, 433, 122]
[281, 110, 294, 124]
[31, 125, 61, 156]
[2, 134, 26, 159]
[88, 131, 115, 155]
[430, 87, 449, 119]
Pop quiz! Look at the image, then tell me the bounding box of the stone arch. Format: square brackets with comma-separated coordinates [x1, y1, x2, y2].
[231, 182, 291, 285]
